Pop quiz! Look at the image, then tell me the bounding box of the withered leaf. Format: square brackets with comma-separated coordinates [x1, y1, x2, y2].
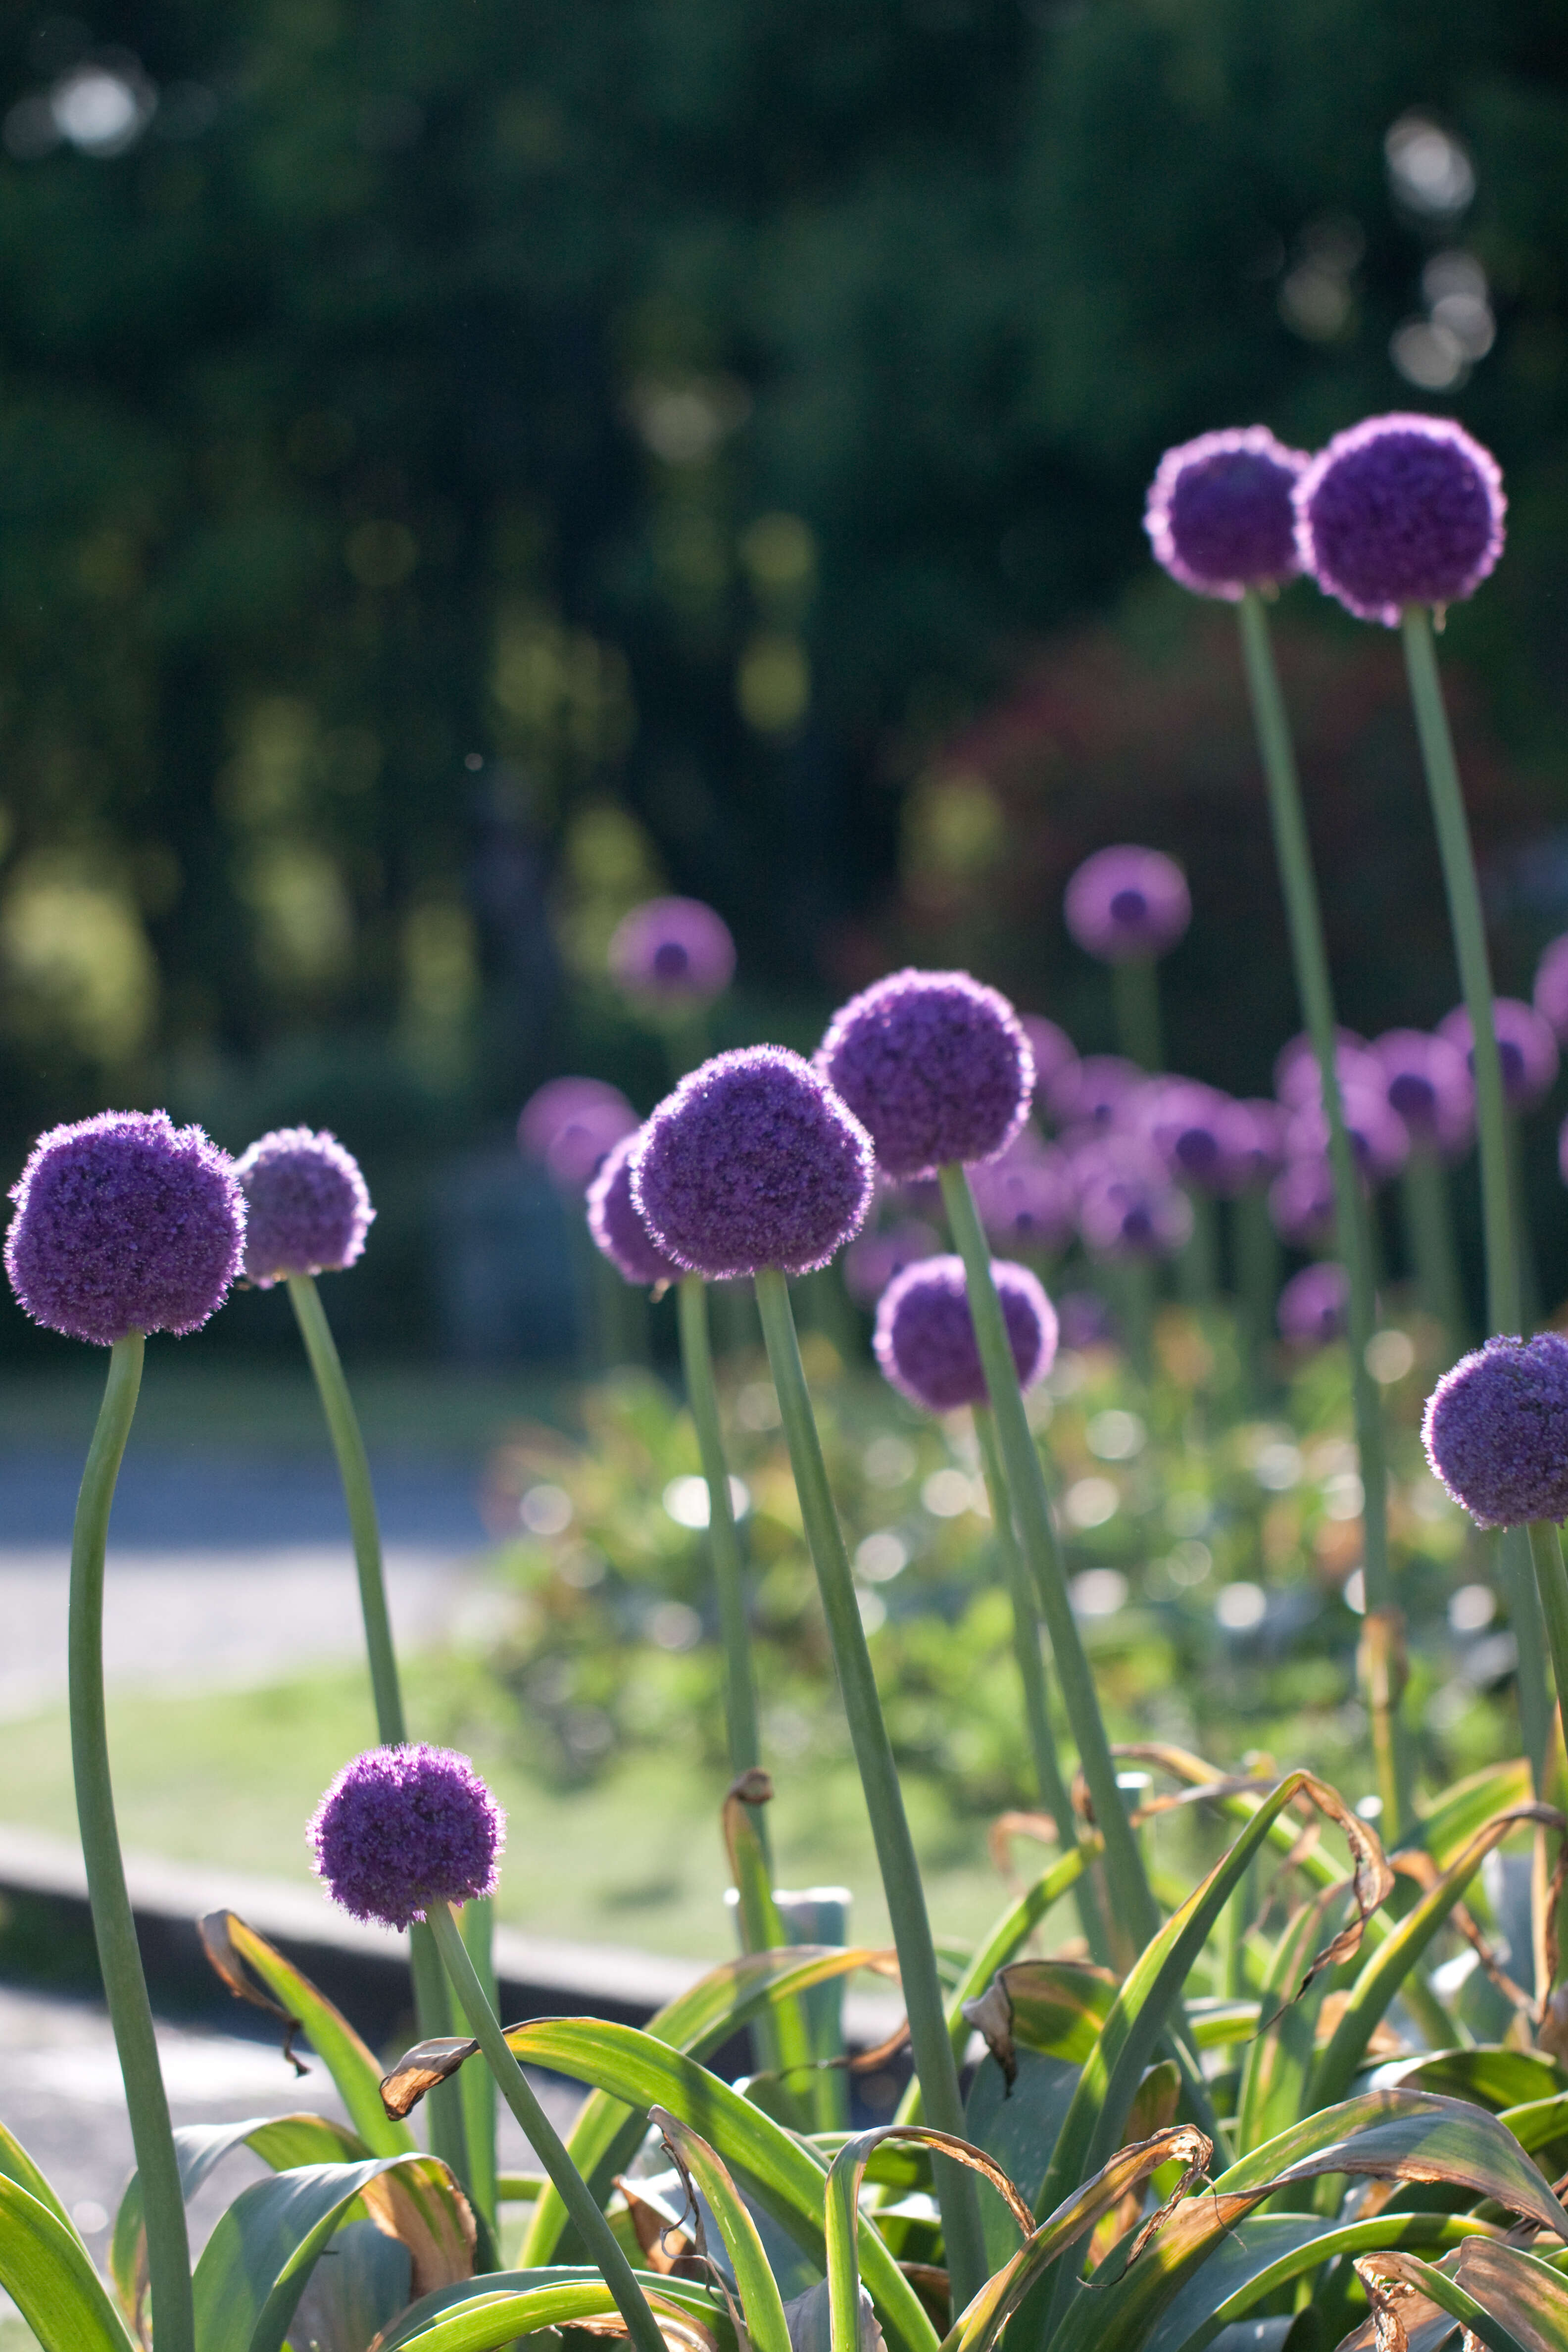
[379, 2036, 481, 2120]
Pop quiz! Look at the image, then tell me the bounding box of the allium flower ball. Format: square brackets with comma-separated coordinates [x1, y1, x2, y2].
[310, 1744, 504, 1930]
[1233, 1100, 1289, 1192]
[874, 1254, 1057, 1417]
[1438, 1000, 1560, 1115]
[1018, 1016, 1077, 1110]
[1369, 1029, 1474, 1158]
[1043, 1054, 1142, 1133]
[816, 970, 1032, 1180]
[1285, 1083, 1410, 1187]
[1132, 1079, 1259, 1197]
[843, 1219, 940, 1308]
[586, 1131, 681, 1289]
[1422, 1334, 1568, 1529]
[1063, 846, 1191, 964]
[969, 1137, 1076, 1256]
[518, 1078, 639, 1196]
[1269, 1156, 1338, 1251]
[1294, 414, 1506, 627]
[1273, 1029, 1377, 1110]
[1277, 1262, 1349, 1349]
[632, 1048, 873, 1280]
[235, 1128, 373, 1288]
[607, 896, 736, 1009]
[1144, 427, 1309, 600]
[1535, 934, 1568, 1045]
[1073, 1140, 1193, 1262]
[6, 1110, 245, 1347]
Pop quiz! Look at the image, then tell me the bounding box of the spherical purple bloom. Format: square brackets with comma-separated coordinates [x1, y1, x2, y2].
[1559, 1112, 1568, 1190]
[1144, 426, 1310, 601]
[1018, 1016, 1077, 1112]
[1074, 1137, 1194, 1262]
[6, 1110, 245, 1347]
[816, 970, 1032, 1180]
[1043, 1053, 1143, 1133]
[1269, 1155, 1338, 1250]
[1438, 1000, 1560, 1115]
[1277, 1261, 1349, 1348]
[518, 1078, 640, 1197]
[874, 1254, 1057, 1416]
[1294, 414, 1507, 627]
[235, 1128, 374, 1288]
[586, 1131, 681, 1289]
[1273, 1029, 1377, 1110]
[969, 1136, 1076, 1256]
[1232, 1099, 1290, 1191]
[608, 896, 736, 1009]
[1422, 1333, 1568, 1529]
[1131, 1078, 1260, 1197]
[1369, 1029, 1474, 1158]
[1534, 934, 1568, 1045]
[309, 1743, 504, 1932]
[632, 1047, 874, 1280]
[1063, 846, 1191, 964]
[1285, 1083, 1410, 1187]
[843, 1219, 941, 1308]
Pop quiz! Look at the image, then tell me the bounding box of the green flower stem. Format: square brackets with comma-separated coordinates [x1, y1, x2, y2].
[1400, 1151, 1468, 1356]
[752, 1265, 987, 2312]
[972, 1403, 1111, 1967]
[71, 1333, 194, 2352]
[1526, 1522, 1568, 1756]
[677, 1276, 767, 1841]
[1234, 1189, 1281, 1403]
[1176, 1191, 1219, 1309]
[1111, 954, 1162, 1072]
[458, 1897, 499, 2238]
[426, 1902, 667, 2352]
[286, 1271, 474, 2191]
[1237, 588, 1411, 1835]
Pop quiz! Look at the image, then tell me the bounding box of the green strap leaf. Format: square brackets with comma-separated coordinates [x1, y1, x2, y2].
[826, 2128, 1032, 2352]
[1355, 2248, 1539, 2352]
[1453, 2241, 1568, 2352]
[1130, 2212, 1485, 2352]
[371, 2267, 727, 2352]
[0, 2175, 138, 2352]
[650, 2104, 793, 2352]
[1236, 1885, 1353, 2156]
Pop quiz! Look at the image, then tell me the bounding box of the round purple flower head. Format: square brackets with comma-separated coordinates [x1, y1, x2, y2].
[1018, 1016, 1077, 1111]
[632, 1047, 874, 1280]
[608, 896, 736, 1009]
[1043, 1053, 1142, 1133]
[235, 1129, 373, 1288]
[1277, 1261, 1349, 1348]
[1294, 414, 1506, 627]
[1369, 1029, 1474, 1158]
[969, 1137, 1076, 1256]
[1534, 934, 1568, 1046]
[843, 1219, 940, 1308]
[586, 1131, 681, 1289]
[1144, 427, 1309, 601]
[1422, 1333, 1568, 1529]
[1273, 1029, 1376, 1110]
[1232, 1100, 1289, 1192]
[1438, 1000, 1560, 1115]
[1134, 1079, 1259, 1198]
[6, 1110, 245, 1347]
[816, 970, 1032, 1180]
[309, 1743, 504, 1931]
[1559, 1112, 1568, 1192]
[518, 1078, 639, 1196]
[875, 1254, 1057, 1417]
[1063, 846, 1190, 965]
[1286, 1083, 1410, 1187]
[1074, 1139, 1193, 1262]
[1269, 1155, 1338, 1250]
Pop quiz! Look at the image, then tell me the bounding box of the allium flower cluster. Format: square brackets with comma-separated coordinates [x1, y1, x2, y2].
[309, 1744, 504, 1931]
[1285, 1085, 1410, 1187]
[586, 1131, 681, 1289]
[6, 1110, 245, 1346]
[968, 1135, 1076, 1256]
[1535, 933, 1568, 1045]
[236, 1128, 373, 1287]
[1144, 427, 1308, 600]
[1043, 1054, 1142, 1134]
[632, 1047, 873, 1279]
[1131, 1078, 1260, 1197]
[842, 1219, 940, 1308]
[1269, 1155, 1338, 1251]
[874, 1254, 1057, 1416]
[1277, 1261, 1349, 1348]
[816, 970, 1032, 1179]
[1272, 1029, 1378, 1110]
[1423, 1334, 1568, 1529]
[1294, 414, 1506, 627]
[1063, 846, 1191, 964]
[1438, 1000, 1559, 1115]
[1369, 1029, 1474, 1158]
[1073, 1137, 1193, 1262]
[518, 1078, 639, 1195]
[1018, 1016, 1077, 1110]
[608, 896, 736, 1009]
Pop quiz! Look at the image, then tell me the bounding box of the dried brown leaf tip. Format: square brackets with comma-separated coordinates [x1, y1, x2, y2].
[379, 2034, 480, 2119]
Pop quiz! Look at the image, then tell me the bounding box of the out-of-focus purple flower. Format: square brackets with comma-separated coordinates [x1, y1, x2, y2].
[1534, 934, 1568, 1045]
[1144, 426, 1309, 601]
[1018, 1015, 1077, 1112]
[1129, 1078, 1260, 1197]
[1286, 1083, 1410, 1186]
[1368, 1029, 1474, 1158]
[816, 969, 1032, 1179]
[6, 1110, 245, 1347]
[1273, 1029, 1377, 1110]
[632, 1048, 874, 1279]
[309, 1744, 504, 1931]
[1277, 1261, 1350, 1348]
[1269, 1155, 1338, 1250]
[874, 1253, 1057, 1415]
[1074, 1136, 1194, 1261]
[1043, 1053, 1143, 1133]
[607, 896, 736, 1008]
[1063, 845, 1191, 964]
[236, 1128, 374, 1288]
[586, 1131, 681, 1289]
[1232, 1099, 1290, 1191]
[1438, 1000, 1560, 1115]
[1294, 414, 1507, 627]
[1058, 1290, 1116, 1350]
[1422, 1333, 1568, 1529]
[518, 1078, 639, 1196]
[1560, 1112, 1568, 1191]
[968, 1135, 1076, 1256]
[842, 1219, 941, 1308]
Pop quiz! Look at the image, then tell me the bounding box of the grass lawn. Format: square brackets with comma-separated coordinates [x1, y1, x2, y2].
[0, 1660, 1029, 1963]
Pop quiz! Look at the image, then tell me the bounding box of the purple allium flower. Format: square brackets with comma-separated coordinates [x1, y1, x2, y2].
[309, 1744, 504, 1931]
[518, 1078, 640, 1197]
[1294, 414, 1507, 627]
[1143, 426, 1310, 600]
[1422, 1333, 1568, 1529]
[874, 1254, 1057, 1416]
[235, 1128, 374, 1288]
[586, 1131, 681, 1289]
[607, 896, 736, 1009]
[968, 1135, 1076, 1256]
[1043, 1053, 1143, 1133]
[1063, 846, 1191, 964]
[1273, 1029, 1377, 1110]
[815, 970, 1032, 1180]
[1130, 1078, 1260, 1198]
[632, 1047, 874, 1279]
[1534, 934, 1568, 1045]
[1074, 1137, 1193, 1262]
[6, 1110, 245, 1347]
[843, 1219, 941, 1308]
[1285, 1082, 1411, 1187]
[1058, 1289, 1115, 1350]
[1438, 1000, 1560, 1115]
[1232, 1099, 1290, 1192]
[1269, 1155, 1338, 1250]
[1018, 1016, 1077, 1112]
[1369, 1029, 1474, 1158]
[1277, 1261, 1349, 1348]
